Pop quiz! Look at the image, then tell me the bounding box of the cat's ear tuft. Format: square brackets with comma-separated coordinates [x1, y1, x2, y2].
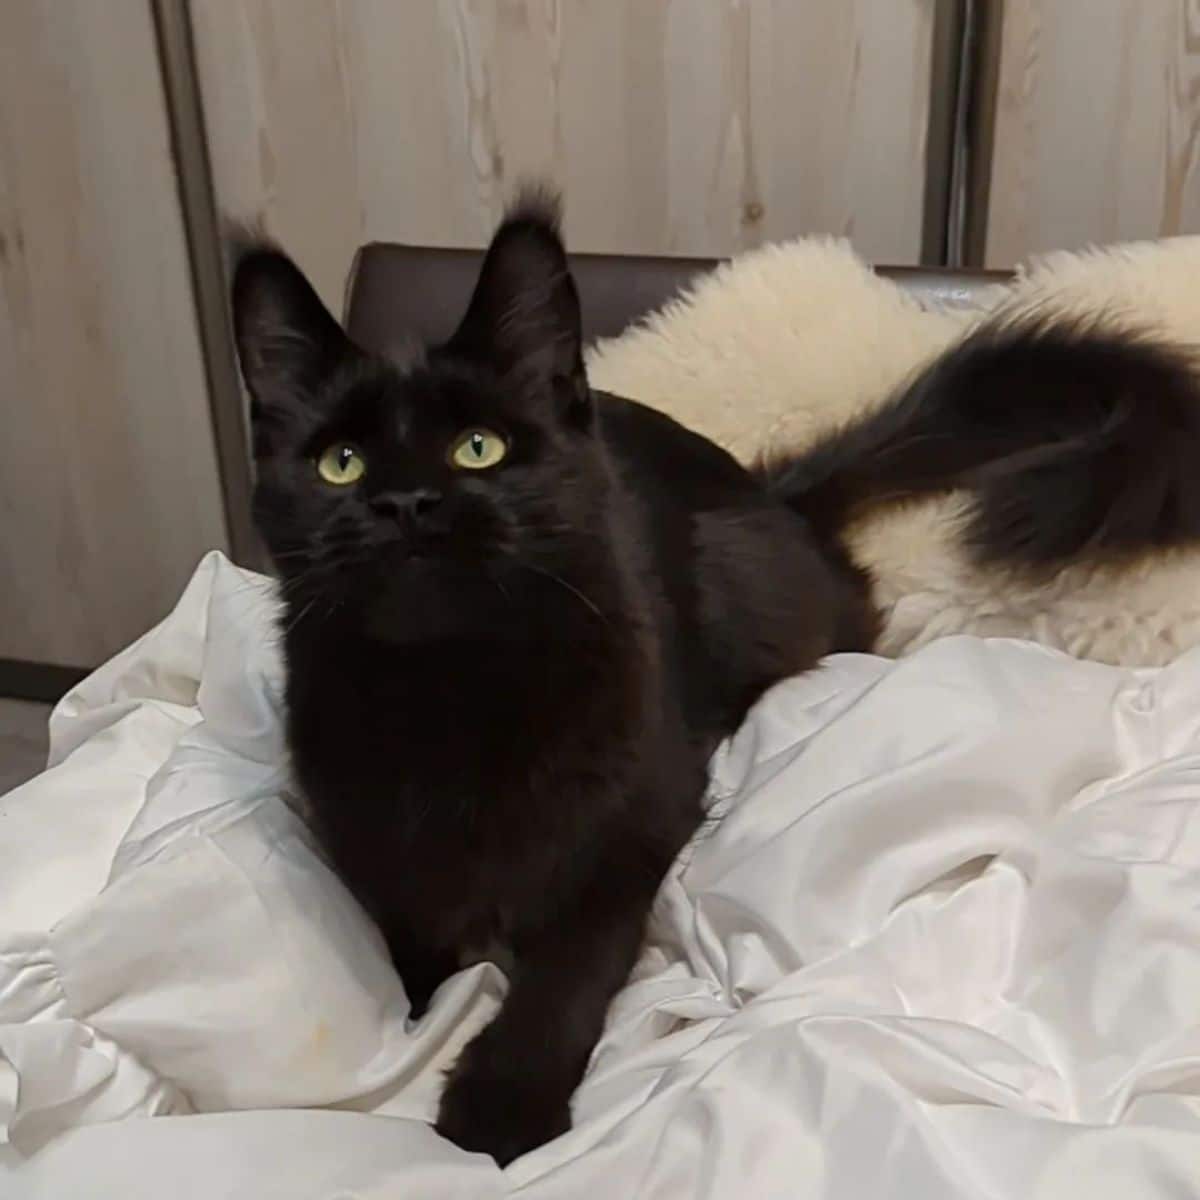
[446, 185, 588, 422]
[230, 238, 355, 422]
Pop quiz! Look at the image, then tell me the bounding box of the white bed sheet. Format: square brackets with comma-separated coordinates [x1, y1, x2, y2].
[3, 552, 1200, 1198]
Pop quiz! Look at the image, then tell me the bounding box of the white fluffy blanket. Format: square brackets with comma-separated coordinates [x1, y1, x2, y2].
[5, 553, 1200, 1197]
[588, 237, 1200, 666]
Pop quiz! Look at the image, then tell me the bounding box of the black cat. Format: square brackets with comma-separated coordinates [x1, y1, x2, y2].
[231, 193, 874, 1163]
[233, 186, 1200, 1162]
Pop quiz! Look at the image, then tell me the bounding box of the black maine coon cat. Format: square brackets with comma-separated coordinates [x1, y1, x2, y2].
[233, 190, 1200, 1163]
[231, 194, 875, 1163]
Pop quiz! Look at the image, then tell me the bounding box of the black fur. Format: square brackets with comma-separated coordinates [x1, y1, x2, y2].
[766, 317, 1200, 570]
[231, 193, 873, 1164]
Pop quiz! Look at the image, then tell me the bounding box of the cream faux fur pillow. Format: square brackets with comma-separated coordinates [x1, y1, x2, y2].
[586, 236, 1200, 666]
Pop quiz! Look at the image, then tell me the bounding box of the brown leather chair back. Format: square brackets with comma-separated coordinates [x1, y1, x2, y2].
[344, 243, 1009, 354]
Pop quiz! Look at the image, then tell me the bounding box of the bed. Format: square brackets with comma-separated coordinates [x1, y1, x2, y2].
[6, 248, 1200, 1197]
[4, 551, 1200, 1197]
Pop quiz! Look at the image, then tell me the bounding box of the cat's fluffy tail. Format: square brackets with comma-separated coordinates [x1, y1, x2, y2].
[763, 317, 1200, 569]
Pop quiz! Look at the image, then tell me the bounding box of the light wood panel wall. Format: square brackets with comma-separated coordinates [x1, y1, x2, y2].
[190, 0, 936, 313]
[987, 0, 1200, 267]
[0, 0, 228, 667]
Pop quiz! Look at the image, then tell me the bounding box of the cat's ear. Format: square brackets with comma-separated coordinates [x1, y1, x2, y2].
[231, 241, 357, 442]
[446, 188, 588, 422]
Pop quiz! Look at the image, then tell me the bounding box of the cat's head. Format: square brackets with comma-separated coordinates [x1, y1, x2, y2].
[232, 192, 611, 642]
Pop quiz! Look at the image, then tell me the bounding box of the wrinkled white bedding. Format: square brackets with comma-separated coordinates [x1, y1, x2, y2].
[3, 552, 1200, 1198]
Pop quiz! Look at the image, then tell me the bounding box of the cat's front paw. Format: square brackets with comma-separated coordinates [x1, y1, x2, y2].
[435, 1060, 571, 1166]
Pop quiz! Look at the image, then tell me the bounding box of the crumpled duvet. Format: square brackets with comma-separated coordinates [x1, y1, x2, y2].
[3, 551, 1200, 1198]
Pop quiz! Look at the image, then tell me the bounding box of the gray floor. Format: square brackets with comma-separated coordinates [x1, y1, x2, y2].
[0, 698, 52, 796]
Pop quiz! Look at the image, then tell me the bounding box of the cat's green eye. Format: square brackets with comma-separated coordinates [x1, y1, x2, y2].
[449, 428, 507, 471]
[316, 443, 366, 486]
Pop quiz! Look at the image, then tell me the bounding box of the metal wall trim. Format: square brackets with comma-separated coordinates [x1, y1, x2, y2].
[923, 0, 1004, 268]
[149, 0, 258, 567]
[961, 0, 1005, 267]
[922, 0, 966, 266]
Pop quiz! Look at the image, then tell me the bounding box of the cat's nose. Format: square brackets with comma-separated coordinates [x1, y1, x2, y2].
[370, 488, 444, 526]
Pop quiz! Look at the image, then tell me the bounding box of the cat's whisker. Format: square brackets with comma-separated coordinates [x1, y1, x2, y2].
[490, 574, 515, 607]
[281, 597, 318, 637]
[521, 563, 610, 627]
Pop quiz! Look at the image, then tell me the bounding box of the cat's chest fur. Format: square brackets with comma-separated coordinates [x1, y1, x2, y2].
[284, 614, 661, 946]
